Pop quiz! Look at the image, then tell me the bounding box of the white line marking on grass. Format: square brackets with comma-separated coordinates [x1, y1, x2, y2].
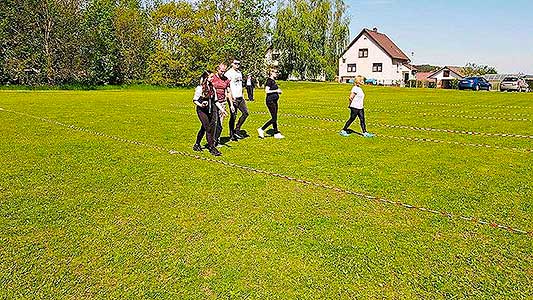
[3, 108, 531, 237]
[167, 103, 533, 139]
[250, 111, 533, 140]
[271, 123, 533, 153]
[150, 106, 533, 152]
[372, 100, 533, 110]
[369, 109, 529, 121]
[281, 103, 532, 118]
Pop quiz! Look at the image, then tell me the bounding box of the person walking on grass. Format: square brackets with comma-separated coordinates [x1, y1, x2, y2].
[258, 69, 284, 139]
[225, 59, 249, 141]
[193, 71, 223, 156]
[340, 75, 375, 138]
[246, 74, 255, 101]
[211, 63, 231, 147]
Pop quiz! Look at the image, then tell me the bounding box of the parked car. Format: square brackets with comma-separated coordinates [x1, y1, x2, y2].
[500, 77, 529, 92]
[458, 77, 491, 91]
[365, 78, 377, 85]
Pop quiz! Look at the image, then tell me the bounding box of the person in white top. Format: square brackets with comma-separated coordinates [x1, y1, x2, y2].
[340, 75, 374, 137]
[225, 59, 249, 141]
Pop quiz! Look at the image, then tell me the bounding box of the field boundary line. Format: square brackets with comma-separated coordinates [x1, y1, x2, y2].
[2, 107, 531, 237]
[167, 104, 533, 139]
[371, 100, 533, 110]
[155, 106, 533, 153]
[369, 109, 529, 121]
[282, 103, 531, 118]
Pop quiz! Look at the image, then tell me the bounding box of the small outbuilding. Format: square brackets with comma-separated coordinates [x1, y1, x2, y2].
[427, 66, 464, 89]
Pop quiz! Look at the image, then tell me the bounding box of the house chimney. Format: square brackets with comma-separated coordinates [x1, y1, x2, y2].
[373, 27, 378, 32]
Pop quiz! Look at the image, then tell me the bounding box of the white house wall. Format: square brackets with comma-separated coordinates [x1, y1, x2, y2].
[430, 70, 463, 81]
[338, 32, 404, 85]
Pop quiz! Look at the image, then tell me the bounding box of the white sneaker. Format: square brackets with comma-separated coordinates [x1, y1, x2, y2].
[274, 133, 285, 139]
[257, 128, 265, 139]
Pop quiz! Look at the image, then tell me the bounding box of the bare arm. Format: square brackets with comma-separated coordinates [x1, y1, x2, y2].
[226, 88, 235, 112]
[265, 86, 282, 94]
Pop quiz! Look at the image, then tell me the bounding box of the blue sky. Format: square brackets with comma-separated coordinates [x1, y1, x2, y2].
[346, 0, 533, 74]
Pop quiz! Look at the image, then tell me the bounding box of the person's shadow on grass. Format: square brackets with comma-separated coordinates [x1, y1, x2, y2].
[345, 129, 363, 136]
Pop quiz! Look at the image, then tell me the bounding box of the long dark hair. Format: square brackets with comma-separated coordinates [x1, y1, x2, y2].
[200, 71, 213, 99]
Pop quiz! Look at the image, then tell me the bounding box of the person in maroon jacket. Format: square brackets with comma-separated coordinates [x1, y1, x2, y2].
[210, 64, 232, 146]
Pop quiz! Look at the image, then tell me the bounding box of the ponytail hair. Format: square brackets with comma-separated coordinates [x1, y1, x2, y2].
[200, 70, 214, 99]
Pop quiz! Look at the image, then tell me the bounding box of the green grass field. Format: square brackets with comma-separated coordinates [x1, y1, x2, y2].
[1, 82, 532, 298]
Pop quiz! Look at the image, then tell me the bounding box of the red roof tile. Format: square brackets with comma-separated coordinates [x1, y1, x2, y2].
[340, 28, 410, 61]
[363, 28, 410, 61]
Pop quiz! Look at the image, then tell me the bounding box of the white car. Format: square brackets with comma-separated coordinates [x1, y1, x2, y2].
[500, 77, 529, 92]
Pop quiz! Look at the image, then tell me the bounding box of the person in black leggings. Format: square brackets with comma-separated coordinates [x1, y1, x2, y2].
[193, 71, 222, 156]
[340, 75, 374, 138]
[258, 69, 284, 139]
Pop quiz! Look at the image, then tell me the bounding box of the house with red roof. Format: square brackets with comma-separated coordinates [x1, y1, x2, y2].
[338, 28, 416, 85]
[427, 66, 465, 89]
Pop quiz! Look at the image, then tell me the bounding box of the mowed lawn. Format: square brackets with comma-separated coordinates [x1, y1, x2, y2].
[1, 82, 532, 298]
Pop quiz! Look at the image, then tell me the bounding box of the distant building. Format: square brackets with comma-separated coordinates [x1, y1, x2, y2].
[338, 28, 416, 85]
[427, 66, 464, 89]
[415, 72, 436, 87]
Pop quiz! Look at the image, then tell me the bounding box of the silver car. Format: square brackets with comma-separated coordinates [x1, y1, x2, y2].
[500, 77, 529, 92]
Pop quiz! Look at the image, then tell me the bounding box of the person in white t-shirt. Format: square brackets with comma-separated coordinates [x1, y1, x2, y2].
[225, 59, 249, 141]
[340, 75, 374, 137]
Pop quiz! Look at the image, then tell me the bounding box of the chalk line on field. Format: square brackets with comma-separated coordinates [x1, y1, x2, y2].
[250, 111, 533, 140]
[371, 100, 533, 110]
[280, 102, 531, 118]
[151, 106, 533, 152]
[2, 107, 531, 237]
[166, 103, 533, 139]
[368, 109, 529, 121]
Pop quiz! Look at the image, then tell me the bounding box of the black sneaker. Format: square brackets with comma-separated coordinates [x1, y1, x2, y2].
[209, 147, 222, 156]
[193, 144, 202, 152]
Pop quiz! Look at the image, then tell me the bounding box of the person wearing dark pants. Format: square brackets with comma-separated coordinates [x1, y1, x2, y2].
[225, 60, 249, 141]
[193, 71, 222, 156]
[343, 108, 366, 133]
[228, 97, 249, 140]
[340, 75, 374, 138]
[258, 69, 284, 139]
[211, 64, 230, 146]
[246, 75, 254, 101]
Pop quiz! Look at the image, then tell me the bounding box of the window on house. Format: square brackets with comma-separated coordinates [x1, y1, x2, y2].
[372, 63, 382, 72]
[347, 64, 357, 72]
[358, 48, 369, 58]
[443, 70, 450, 77]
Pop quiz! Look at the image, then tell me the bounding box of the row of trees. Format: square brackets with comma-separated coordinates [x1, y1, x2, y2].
[0, 0, 350, 86]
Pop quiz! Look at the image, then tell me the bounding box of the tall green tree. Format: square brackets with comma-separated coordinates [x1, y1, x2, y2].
[114, 0, 154, 83]
[462, 63, 498, 76]
[82, 0, 122, 85]
[148, 1, 211, 85]
[273, 0, 349, 80]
